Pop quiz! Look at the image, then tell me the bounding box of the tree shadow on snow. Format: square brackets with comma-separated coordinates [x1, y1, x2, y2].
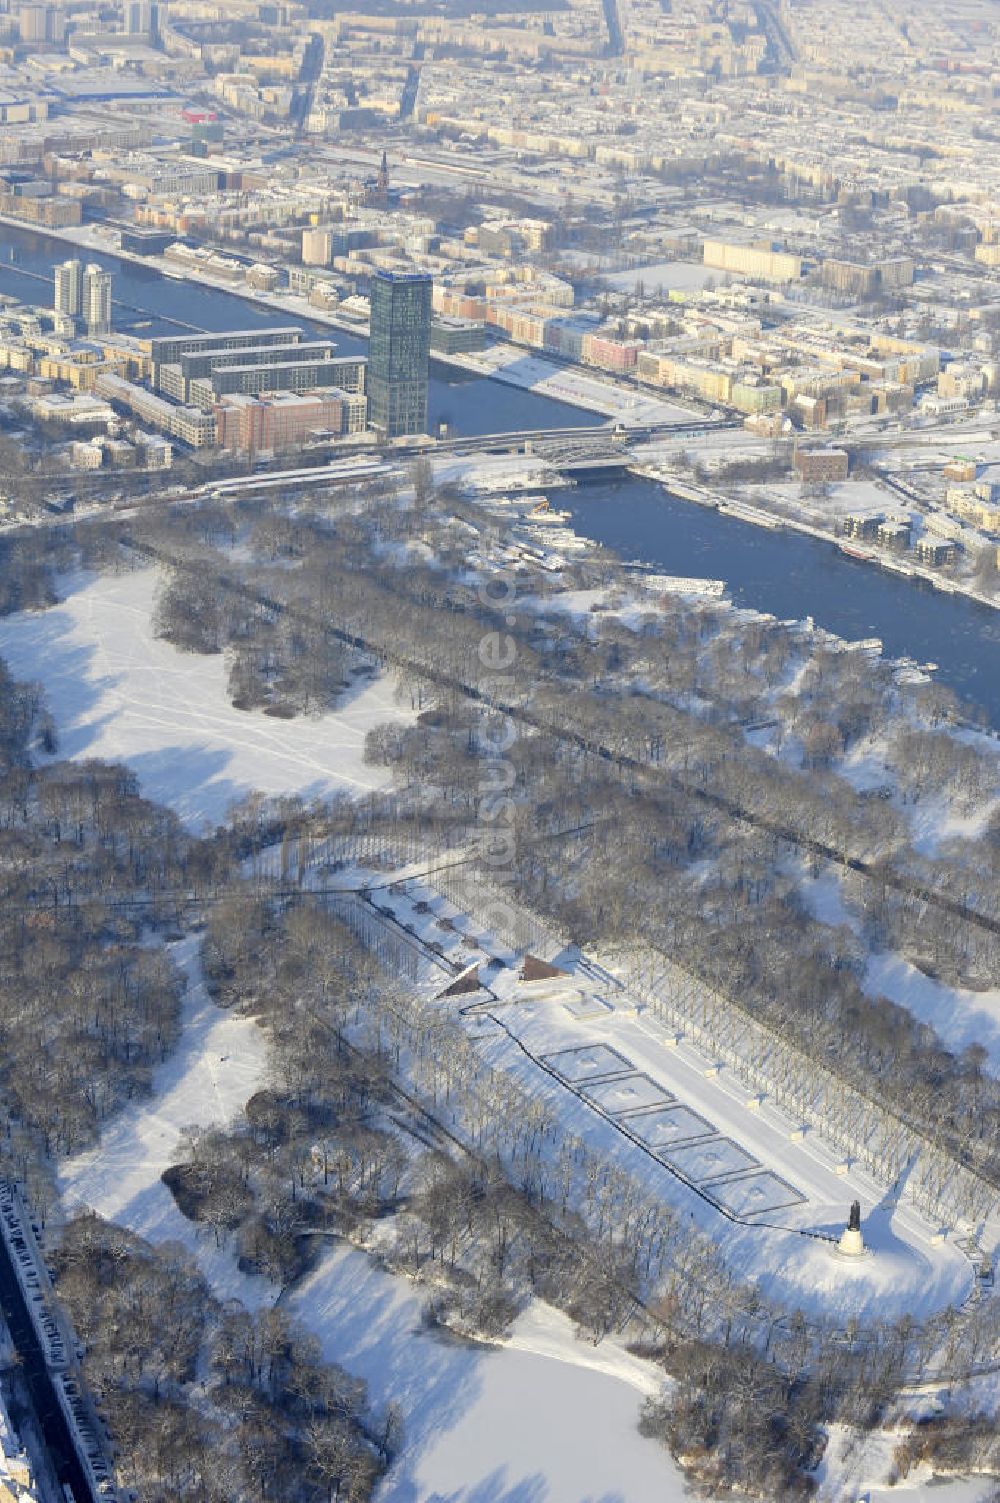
[0, 611, 119, 761]
[427, 1475, 630, 1503]
[123, 743, 256, 833]
[425, 1471, 549, 1503]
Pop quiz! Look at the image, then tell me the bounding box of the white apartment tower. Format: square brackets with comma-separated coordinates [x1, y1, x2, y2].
[53, 258, 83, 319]
[82, 264, 112, 337]
[124, 0, 155, 35]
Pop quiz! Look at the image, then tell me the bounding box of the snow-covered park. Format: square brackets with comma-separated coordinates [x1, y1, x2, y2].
[3, 561, 990, 1501]
[60, 941, 690, 1503]
[14, 567, 685, 1500]
[0, 567, 407, 829]
[4, 564, 989, 1327]
[56, 933, 994, 1503]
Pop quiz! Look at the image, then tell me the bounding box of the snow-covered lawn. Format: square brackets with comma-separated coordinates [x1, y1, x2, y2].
[289, 1244, 684, 1503]
[865, 953, 1000, 1074]
[836, 735, 1000, 860]
[601, 261, 722, 294]
[797, 860, 1000, 1078]
[753, 477, 900, 525]
[0, 568, 409, 830]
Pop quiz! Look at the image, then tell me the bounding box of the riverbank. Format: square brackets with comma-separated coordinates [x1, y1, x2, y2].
[562, 474, 1000, 727]
[444, 339, 703, 425]
[634, 462, 1000, 617]
[2, 216, 999, 722]
[0, 214, 677, 425]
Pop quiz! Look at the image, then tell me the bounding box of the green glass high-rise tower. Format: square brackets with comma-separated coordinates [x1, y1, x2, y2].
[367, 270, 432, 438]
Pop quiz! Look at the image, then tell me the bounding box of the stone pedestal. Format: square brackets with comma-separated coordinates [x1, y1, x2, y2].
[837, 1225, 865, 1258]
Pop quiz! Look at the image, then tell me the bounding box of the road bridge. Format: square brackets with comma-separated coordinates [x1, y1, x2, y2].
[390, 414, 737, 460]
[206, 416, 737, 493]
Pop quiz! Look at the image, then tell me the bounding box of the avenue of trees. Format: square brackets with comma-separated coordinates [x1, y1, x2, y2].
[130, 478, 998, 1161]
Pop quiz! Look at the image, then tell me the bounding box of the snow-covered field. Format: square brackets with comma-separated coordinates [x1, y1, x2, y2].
[290, 1246, 684, 1503]
[60, 935, 274, 1308]
[601, 260, 725, 294]
[797, 857, 1000, 1080]
[0, 568, 409, 830]
[758, 477, 899, 523]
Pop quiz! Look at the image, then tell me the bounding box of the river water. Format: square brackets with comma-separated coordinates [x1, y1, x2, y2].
[565, 478, 1000, 727]
[1, 224, 998, 727]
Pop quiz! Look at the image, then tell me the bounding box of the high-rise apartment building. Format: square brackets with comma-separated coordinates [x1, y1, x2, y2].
[301, 227, 333, 266]
[53, 258, 83, 319]
[124, 0, 157, 36]
[82, 264, 112, 337]
[18, 3, 64, 41]
[367, 270, 432, 438]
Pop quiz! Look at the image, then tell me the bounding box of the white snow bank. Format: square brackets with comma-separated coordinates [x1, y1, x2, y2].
[817, 1422, 992, 1502]
[289, 1242, 685, 1503]
[465, 343, 696, 425]
[865, 952, 1000, 1074]
[0, 568, 410, 830]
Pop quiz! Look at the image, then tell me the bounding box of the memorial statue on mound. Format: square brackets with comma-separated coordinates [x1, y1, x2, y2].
[838, 1199, 865, 1257]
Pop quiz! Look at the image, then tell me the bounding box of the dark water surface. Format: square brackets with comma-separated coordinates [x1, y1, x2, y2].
[565, 478, 1000, 728]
